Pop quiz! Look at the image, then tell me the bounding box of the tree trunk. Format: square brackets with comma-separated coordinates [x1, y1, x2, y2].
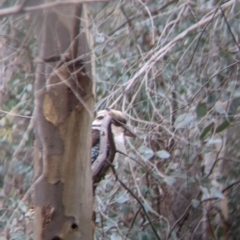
[32, 3, 94, 239]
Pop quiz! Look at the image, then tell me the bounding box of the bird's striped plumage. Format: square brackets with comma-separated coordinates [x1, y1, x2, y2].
[91, 109, 135, 163]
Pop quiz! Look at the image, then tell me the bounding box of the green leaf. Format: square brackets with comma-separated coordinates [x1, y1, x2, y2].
[110, 233, 122, 240]
[137, 232, 149, 240]
[196, 103, 207, 118]
[215, 120, 230, 133]
[175, 113, 194, 129]
[115, 195, 129, 204]
[210, 186, 224, 199]
[138, 146, 154, 161]
[229, 98, 240, 116]
[207, 138, 222, 145]
[200, 186, 209, 200]
[143, 200, 152, 213]
[207, 92, 217, 104]
[200, 122, 214, 140]
[192, 199, 200, 208]
[164, 176, 175, 186]
[155, 150, 170, 159]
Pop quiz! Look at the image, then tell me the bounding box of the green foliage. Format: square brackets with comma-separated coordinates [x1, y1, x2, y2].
[196, 103, 207, 118]
[1, 0, 240, 239]
[0, 6, 35, 238]
[138, 146, 154, 161]
[155, 150, 170, 159]
[200, 122, 214, 140]
[216, 120, 231, 133]
[92, 0, 240, 238]
[174, 113, 195, 129]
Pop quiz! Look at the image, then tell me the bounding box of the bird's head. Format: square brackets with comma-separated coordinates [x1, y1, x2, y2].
[92, 108, 136, 157]
[92, 109, 136, 138]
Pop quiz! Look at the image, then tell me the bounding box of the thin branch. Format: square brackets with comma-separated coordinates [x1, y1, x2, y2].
[0, 0, 28, 17]
[220, 6, 240, 51]
[110, 165, 162, 240]
[123, 0, 235, 93]
[0, 0, 109, 17]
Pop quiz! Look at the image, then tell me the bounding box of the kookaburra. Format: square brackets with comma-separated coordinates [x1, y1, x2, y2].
[91, 109, 135, 163]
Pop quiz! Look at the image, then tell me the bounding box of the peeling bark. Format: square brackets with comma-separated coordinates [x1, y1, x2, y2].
[32, 3, 94, 240]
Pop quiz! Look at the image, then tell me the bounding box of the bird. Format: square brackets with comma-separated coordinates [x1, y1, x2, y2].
[91, 109, 135, 163]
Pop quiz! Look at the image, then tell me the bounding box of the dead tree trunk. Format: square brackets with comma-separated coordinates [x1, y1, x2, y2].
[32, 3, 94, 239]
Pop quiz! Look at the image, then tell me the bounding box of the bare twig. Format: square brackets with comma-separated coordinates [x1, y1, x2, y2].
[110, 164, 162, 240]
[0, 0, 109, 17]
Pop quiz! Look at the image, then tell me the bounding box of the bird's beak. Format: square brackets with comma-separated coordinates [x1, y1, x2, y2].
[122, 124, 136, 138]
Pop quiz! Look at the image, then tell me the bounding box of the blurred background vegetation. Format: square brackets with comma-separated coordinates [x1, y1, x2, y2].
[0, 0, 240, 239]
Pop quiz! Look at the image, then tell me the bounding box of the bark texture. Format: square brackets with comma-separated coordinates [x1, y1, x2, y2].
[32, 2, 94, 239]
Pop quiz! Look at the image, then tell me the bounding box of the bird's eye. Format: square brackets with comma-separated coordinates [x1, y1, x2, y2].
[97, 116, 104, 120]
